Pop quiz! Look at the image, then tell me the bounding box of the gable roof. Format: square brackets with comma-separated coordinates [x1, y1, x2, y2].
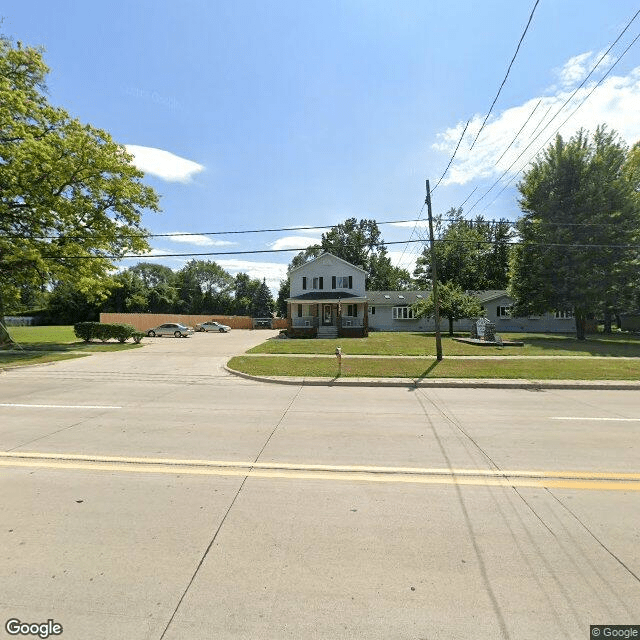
[288, 252, 367, 275]
[470, 290, 511, 303]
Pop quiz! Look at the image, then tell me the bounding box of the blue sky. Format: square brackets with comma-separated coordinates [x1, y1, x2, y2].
[4, 1, 640, 292]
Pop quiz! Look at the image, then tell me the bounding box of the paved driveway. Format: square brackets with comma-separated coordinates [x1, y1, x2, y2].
[0, 332, 638, 639]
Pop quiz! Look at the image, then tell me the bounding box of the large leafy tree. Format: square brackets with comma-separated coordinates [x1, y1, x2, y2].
[510, 126, 640, 340]
[0, 37, 160, 314]
[413, 208, 514, 291]
[289, 218, 411, 289]
[413, 281, 482, 336]
[176, 260, 234, 314]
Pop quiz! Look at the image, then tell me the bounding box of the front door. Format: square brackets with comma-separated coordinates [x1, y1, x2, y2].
[323, 304, 332, 325]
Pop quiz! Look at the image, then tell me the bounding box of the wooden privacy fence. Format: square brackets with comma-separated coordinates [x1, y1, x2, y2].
[100, 313, 287, 331]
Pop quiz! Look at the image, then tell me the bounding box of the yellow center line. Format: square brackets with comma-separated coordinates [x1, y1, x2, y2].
[0, 451, 638, 491]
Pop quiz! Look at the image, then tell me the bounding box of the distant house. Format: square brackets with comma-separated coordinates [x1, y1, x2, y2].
[286, 253, 579, 337]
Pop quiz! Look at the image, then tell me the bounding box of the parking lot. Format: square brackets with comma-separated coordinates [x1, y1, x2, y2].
[1, 331, 639, 639]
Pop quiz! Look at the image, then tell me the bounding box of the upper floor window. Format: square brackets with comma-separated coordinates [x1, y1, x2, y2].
[392, 306, 414, 320]
[312, 277, 324, 290]
[332, 275, 352, 289]
[496, 305, 512, 318]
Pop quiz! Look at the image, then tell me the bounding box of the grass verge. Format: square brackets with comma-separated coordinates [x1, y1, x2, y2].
[0, 325, 143, 369]
[228, 356, 640, 380]
[247, 332, 640, 357]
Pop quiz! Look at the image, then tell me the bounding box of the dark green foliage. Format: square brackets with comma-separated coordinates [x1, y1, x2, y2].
[73, 322, 137, 342]
[510, 126, 640, 340]
[413, 208, 514, 291]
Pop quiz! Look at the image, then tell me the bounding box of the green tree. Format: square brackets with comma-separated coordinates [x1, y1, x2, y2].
[288, 218, 411, 289]
[275, 278, 290, 318]
[0, 37, 160, 315]
[510, 126, 639, 340]
[176, 260, 234, 313]
[233, 273, 262, 315]
[413, 208, 513, 291]
[253, 278, 275, 318]
[413, 281, 482, 336]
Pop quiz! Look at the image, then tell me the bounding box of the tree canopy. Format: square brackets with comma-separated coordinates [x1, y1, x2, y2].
[289, 217, 411, 290]
[509, 126, 640, 339]
[413, 208, 514, 291]
[0, 37, 160, 314]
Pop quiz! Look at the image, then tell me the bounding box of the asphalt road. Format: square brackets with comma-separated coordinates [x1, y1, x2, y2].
[0, 331, 638, 640]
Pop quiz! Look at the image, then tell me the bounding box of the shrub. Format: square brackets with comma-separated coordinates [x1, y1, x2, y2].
[132, 331, 145, 344]
[73, 322, 138, 343]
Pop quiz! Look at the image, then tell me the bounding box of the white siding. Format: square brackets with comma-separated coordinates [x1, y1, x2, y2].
[290, 254, 366, 297]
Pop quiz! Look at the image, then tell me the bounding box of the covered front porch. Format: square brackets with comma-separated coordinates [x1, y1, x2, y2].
[286, 296, 368, 338]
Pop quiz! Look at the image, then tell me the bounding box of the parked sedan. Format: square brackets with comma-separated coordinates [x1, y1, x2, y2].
[147, 323, 194, 338]
[195, 321, 231, 333]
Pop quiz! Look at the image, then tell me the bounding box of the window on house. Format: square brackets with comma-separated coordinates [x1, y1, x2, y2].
[333, 275, 352, 288]
[302, 277, 307, 290]
[392, 306, 414, 320]
[555, 310, 574, 319]
[312, 277, 323, 290]
[496, 305, 512, 318]
[371, 306, 375, 314]
[346, 304, 358, 317]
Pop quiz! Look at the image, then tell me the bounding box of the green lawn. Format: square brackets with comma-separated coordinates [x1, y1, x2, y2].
[248, 331, 640, 357]
[228, 355, 640, 380]
[0, 325, 143, 369]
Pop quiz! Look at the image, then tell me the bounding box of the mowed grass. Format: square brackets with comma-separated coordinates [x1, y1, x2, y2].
[228, 355, 640, 380]
[247, 331, 640, 357]
[0, 325, 142, 369]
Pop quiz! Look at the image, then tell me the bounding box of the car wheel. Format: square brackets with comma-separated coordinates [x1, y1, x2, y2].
[219, 328, 225, 332]
[148, 330, 156, 337]
[174, 330, 182, 338]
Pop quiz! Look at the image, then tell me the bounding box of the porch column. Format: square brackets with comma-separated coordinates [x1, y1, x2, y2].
[287, 303, 292, 332]
[363, 301, 368, 337]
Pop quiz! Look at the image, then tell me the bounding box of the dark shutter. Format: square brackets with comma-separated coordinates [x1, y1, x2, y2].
[353, 305, 357, 318]
[371, 306, 375, 314]
[302, 277, 307, 290]
[348, 276, 352, 289]
[319, 277, 323, 290]
[496, 306, 499, 317]
[298, 305, 302, 317]
[332, 276, 336, 289]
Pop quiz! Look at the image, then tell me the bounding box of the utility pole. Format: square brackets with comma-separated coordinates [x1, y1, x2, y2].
[426, 179, 443, 361]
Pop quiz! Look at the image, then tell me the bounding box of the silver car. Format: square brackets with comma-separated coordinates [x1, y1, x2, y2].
[195, 321, 231, 333]
[147, 323, 194, 338]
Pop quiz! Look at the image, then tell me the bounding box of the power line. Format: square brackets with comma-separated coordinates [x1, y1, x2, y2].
[3, 215, 433, 241]
[469, 0, 541, 150]
[37, 237, 640, 261]
[432, 120, 470, 193]
[460, 7, 640, 216]
[478, 27, 640, 215]
[494, 99, 541, 166]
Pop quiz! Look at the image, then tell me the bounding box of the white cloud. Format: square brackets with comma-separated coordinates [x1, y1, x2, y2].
[554, 51, 616, 89]
[388, 220, 430, 229]
[215, 259, 289, 294]
[268, 235, 321, 251]
[125, 145, 204, 183]
[432, 57, 640, 188]
[164, 234, 235, 247]
[387, 249, 420, 276]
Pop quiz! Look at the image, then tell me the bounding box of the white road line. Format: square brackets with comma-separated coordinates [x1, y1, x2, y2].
[0, 403, 122, 409]
[551, 417, 640, 422]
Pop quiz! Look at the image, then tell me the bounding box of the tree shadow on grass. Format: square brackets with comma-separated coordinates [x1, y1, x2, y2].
[415, 359, 440, 381]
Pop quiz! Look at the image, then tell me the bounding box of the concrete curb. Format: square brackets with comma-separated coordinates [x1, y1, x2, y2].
[224, 365, 640, 390]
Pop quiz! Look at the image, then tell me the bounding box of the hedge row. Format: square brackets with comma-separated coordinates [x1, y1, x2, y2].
[74, 322, 145, 343]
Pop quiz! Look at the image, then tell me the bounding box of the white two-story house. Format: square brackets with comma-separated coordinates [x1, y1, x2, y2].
[286, 253, 369, 338]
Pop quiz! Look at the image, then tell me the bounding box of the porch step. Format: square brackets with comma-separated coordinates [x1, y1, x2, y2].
[317, 326, 338, 339]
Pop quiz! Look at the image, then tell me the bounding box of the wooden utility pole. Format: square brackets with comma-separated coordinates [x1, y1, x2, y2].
[426, 179, 443, 361]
